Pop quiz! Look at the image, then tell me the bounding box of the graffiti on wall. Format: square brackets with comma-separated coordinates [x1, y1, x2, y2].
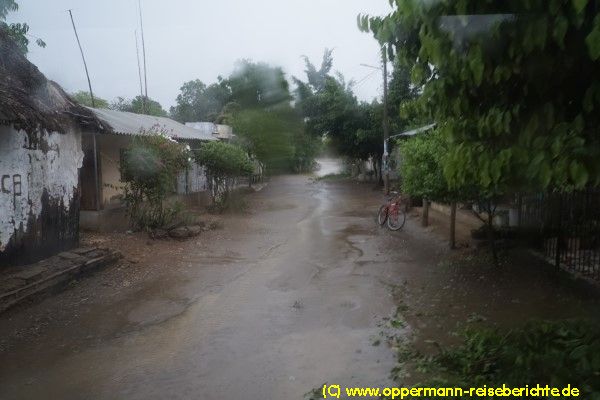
[0, 126, 83, 254]
[1, 174, 22, 210]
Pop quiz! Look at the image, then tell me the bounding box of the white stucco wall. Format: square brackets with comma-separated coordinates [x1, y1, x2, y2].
[0, 126, 83, 251]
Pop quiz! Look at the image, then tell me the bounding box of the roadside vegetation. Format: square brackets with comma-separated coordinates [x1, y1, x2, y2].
[119, 129, 191, 230]
[385, 320, 600, 400]
[356, 0, 600, 395]
[194, 141, 253, 208]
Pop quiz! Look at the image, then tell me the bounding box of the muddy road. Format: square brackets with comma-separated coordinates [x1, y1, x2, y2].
[0, 173, 419, 399]
[3, 171, 596, 399]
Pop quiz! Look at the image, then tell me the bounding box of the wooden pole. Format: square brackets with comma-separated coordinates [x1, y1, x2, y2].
[450, 202, 457, 249]
[138, 0, 148, 113]
[382, 47, 390, 195]
[135, 30, 144, 101]
[68, 10, 95, 108]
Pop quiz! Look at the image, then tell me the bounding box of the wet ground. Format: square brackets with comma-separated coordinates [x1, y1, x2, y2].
[1, 170, 599, 399]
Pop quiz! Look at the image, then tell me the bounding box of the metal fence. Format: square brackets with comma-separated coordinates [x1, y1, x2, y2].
[520, 189, 600, 281]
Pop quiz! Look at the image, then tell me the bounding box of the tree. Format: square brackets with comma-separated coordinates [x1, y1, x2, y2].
[0, 0, 45, 54]
[231, 107, 297, 172]
[71, 91, 109, 109]
[194, 141, 253, 205]
[294, 50, 384, 175]
[111, 95, 167, 117]
[228, 60, 291, 109]
[170, 78, 231, 123]
[360, 0, 600, 195]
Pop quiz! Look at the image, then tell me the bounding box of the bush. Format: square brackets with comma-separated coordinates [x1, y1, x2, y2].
[194, 141, 253, 205]
[401, 320, 600, 400]
[120, 129, 191, 230]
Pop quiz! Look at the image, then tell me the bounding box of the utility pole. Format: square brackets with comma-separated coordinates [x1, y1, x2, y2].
[138, 0, 148, 114]
[135, 30, 144, 100]
[68, 9, 100, 210]
[382, 47, 391, 195]
[68, 9, 95, 108]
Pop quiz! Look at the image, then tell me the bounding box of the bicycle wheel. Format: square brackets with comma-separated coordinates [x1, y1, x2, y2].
[387, 209, 406, 231]
[377, 205, 388, 226]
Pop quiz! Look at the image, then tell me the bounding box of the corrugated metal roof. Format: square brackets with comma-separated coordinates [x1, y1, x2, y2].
[88, 108, 216, 141]
[185, 121, 217, 136]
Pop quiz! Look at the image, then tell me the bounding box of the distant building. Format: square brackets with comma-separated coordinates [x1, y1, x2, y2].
[79, 109, 217, 231]
[185, 122, 236, 141]
[0, 27, 104, 265]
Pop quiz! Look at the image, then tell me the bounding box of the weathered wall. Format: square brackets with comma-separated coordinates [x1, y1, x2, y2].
[96, 134, 129, 207]
[0, 125, 83, 266]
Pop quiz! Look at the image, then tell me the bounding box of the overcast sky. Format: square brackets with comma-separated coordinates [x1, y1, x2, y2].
[8, 0, 392, 111]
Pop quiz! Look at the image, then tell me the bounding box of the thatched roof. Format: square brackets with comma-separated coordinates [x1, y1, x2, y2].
[0, 25, 105, 134]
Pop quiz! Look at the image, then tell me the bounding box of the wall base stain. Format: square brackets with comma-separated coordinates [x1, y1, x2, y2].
[0, 189, 80, 267]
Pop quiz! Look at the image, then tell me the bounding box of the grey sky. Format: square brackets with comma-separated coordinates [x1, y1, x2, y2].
[9, 0, 392, 111]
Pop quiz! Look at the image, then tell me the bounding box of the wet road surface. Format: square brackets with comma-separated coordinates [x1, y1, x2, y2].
[0, 173, 410, 399]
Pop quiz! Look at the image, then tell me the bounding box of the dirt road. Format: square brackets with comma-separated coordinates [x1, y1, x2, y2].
[2, 171, 597, 399]
[0, 173, 415, 399]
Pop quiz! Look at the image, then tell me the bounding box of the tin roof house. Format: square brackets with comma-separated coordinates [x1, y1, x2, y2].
[78, 108, 217, 231]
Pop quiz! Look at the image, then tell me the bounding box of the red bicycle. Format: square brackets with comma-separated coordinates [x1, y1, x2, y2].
[377, 191, 406, 231]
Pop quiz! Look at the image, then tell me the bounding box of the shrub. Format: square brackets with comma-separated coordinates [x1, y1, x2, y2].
[405, 320, 600, 400]
[120, 129, 191, 230]
[194, 141, 253, 205]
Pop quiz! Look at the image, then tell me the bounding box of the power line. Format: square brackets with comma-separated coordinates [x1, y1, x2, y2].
[354, 70, 379, 88]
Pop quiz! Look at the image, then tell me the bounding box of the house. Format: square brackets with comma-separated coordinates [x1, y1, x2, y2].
[185, 122, 236, 141]
[79, 108, 217, 231]
[0, 27, 104, 265]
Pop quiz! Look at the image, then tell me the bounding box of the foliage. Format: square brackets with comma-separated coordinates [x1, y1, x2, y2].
[71, 91, 109, 109]
[402, 320, 600, 400]
[169, 59, 320, 173]
[1, 0, 45, 54]
[360, 0, 600, 194]
[111, 95, 167, 117]
[232, 107, 308, 172]
[194, 141, 253, 205]
[228, 60, 291, 109]
[170, 78, 231, 123]
[120, 130, 191, 230]
[400, 130, 449, 201]
[294, 49, 409, 175]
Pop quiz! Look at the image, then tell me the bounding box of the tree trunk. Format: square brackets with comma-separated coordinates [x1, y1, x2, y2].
[422, 199, 429, 227]
[487, 201, 498, 265]
[450, 202, 457, 249]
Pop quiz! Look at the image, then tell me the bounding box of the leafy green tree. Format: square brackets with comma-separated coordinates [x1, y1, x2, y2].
[294, 50, 385, 175]
[231, 107, 297, 172]
[360, 0, 600, 194]
[71, 91, 109, 109]
[170, 78, 231, 123]
[1, 0, 45, 54]
[194, 141, 253, 204]
[111, 95, 167, 117]
[228, 60, 291, 109]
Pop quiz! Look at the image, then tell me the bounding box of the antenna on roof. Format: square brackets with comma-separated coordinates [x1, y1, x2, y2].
[138, 0, 148, 114]
[134, 30, 144, 102]
[68, 9, 96, 108]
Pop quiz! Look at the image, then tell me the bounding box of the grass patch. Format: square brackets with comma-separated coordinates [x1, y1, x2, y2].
[389, 319, 600, 399]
